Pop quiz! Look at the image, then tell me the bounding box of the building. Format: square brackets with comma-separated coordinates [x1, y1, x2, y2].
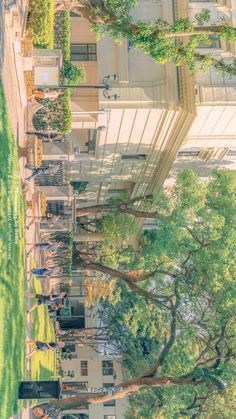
[41, 0, 196, 234]
[59, 268, 129, 419]
[163, 0, 236, 182]
[41, 0, 236, 234]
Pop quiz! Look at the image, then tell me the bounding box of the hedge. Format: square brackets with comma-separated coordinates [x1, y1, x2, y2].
[27, 0, 54, 48]
[32, 90, 72, 134]
[54, 10, 71, 61]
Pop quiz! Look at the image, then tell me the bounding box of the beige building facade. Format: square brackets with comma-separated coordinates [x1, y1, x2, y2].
[42, 0, 196, 231]
[164, 0, 236, 180]
[41, 0, 236, 230]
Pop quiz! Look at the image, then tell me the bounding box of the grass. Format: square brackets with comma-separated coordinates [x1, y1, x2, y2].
[27, 0, 55, 48]
[30, 273, 56, 381]
[0, 80, 26, 418]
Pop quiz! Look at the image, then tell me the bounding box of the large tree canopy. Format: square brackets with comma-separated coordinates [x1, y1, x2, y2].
[56, 0, 236, 76]
[43, 169, 236, 417]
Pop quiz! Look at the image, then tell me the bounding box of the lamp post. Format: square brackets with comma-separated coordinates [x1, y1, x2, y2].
[42, 74, 120, 100]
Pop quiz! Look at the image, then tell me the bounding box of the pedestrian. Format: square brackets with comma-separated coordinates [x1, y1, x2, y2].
[45, 214, 64, 228]
[26, 213, 65, 230]
[26, 340, 65, 358]
[28, 89, 63, 102]
[26, 240, 64, 256]
[25, 131, 63, 142]
[28, 292, 67, 313]
[25, 163, 61, 182]
[29, 266, 62, 278]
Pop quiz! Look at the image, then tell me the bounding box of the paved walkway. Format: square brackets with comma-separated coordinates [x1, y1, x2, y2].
[0, 1, 39, 418]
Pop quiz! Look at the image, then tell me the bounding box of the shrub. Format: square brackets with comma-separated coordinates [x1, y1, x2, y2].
[61, 61, 86, 85]
[54, 11, 70, 60]
[54, 11, 71, 61]
[27, 0, 55, 48]
[32, 90, 72, 134]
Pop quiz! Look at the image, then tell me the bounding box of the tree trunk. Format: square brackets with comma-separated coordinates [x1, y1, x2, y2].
[45, 374, 204, 411]
[76, 194, 157, 219]
[73, 255, 169, 305]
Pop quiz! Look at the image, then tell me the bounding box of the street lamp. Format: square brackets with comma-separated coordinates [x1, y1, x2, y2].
[44, 74, 120, 100]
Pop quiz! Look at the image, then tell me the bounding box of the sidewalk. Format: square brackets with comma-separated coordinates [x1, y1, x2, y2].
[1, 2, 39, 419]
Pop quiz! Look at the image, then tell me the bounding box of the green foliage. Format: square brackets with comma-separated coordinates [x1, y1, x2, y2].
[54, 11, 71, 61]
[219, 24, 236, 41]
[90, 2, 236, 76]
[60, 61, 86, 85]
[99, 283, 161, 376]
[194, 8, 211, 26]
[32, 90, 72, 134]
[92, 169, 236, 417]
[27, 0, 54, 48]
[54, 11, 86, 85]
[71, 181, 88, 194]
[99, 211, 138, 243]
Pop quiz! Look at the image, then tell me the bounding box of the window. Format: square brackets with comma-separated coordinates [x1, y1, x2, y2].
[63, 381, 88, 389]
[71, 44, 97, 61]
[121, 154, 146, 160]
[47, 200, 65, 216]
[70, 11, 81, 17]
[107, 181, 135, 195]
[62, 343, 76, 353]
[102, 360, 114, 375]
[81, 360, 88, 376]
[198, 35, 220, 49]
[178, 150, 200, 157]
[63, 415, 88, 419]
[228, 150, 236, 156]
[72, 129, 97, 155]
[103, 383, 115, 407]
[104, 416, 116, 419]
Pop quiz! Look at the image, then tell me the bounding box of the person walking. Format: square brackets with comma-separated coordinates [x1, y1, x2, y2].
[25, 131, 63, 142]
[26, 213, 65, 230]
[28, 292, 67, 313]
[28, 89, 63, 102]
[26, 240, 64, 256]
[25, 163, 61, 182]
[26, 340, 65, 358]
[29, 266, 62, 278]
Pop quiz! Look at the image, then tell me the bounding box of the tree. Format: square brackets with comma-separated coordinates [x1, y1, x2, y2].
[60, 61, 86, 85]
[55, 0, 236, 76]
[41, 169, 236, 416]
[76, 194, 159, 219]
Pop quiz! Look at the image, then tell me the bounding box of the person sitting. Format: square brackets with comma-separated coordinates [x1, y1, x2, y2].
[26, 340, 65, 358]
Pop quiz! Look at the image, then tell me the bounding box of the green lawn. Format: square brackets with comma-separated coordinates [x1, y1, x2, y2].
[0, 81, 26, 418]
[31, 274, 56, 381]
